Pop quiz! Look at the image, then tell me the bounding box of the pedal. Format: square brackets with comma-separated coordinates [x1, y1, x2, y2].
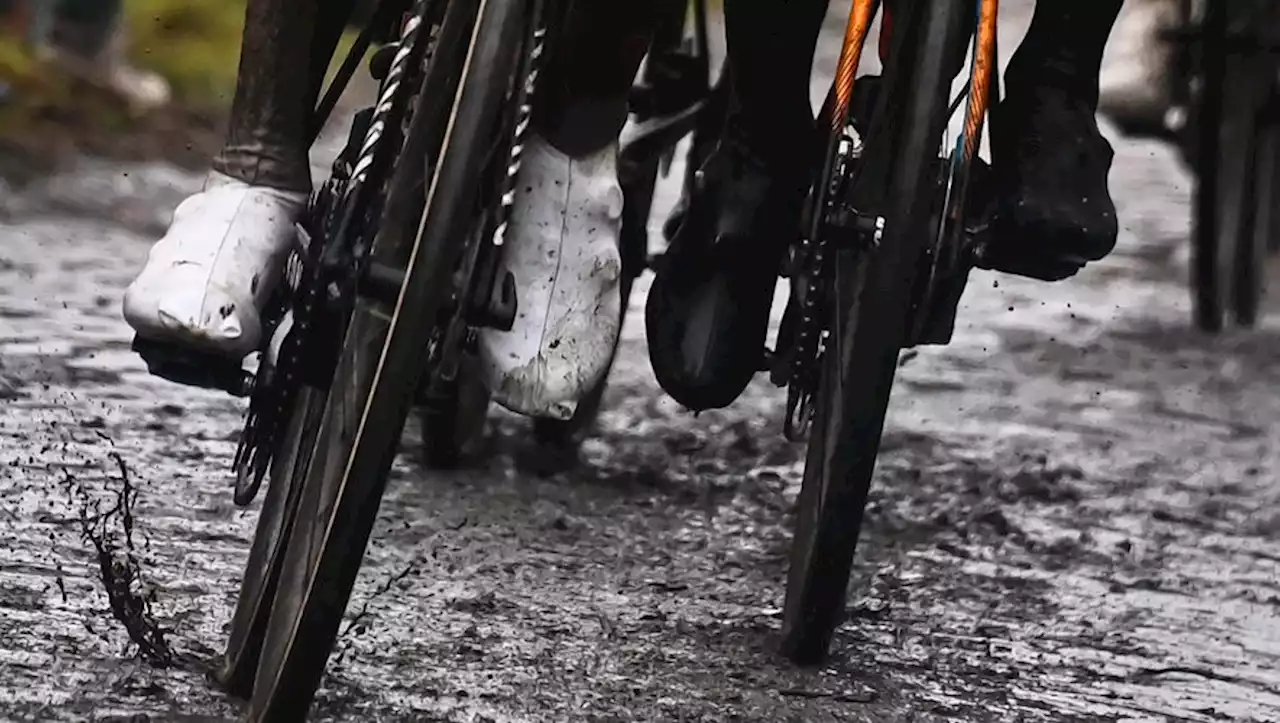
[131, 337, 254, 397]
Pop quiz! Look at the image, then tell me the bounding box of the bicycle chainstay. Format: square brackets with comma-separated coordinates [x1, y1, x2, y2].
[231, 2, 434, 506]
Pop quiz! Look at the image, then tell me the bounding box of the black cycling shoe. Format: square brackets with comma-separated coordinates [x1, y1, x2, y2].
[978, 84, 1119, 281]
[645, 132, 811, 412]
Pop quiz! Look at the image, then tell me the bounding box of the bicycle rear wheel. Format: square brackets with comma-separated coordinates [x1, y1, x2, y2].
[1233, 116, 1280, 325]
[233, 0, 532, 718]
[780, 0, 971, 664]
[1229, 9, 1280, 326]
[1192, 1, 1264, 331]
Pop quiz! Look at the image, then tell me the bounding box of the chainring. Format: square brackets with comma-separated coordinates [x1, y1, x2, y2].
[232, 177, 346, 505]
[229, 0, 437, 505]
[781, 77, 886, 441]
[782, 125, 861, 441]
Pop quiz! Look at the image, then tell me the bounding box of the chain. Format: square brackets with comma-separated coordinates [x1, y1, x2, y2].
[492, 25, 547, 249]
[350, 8, 427, 190]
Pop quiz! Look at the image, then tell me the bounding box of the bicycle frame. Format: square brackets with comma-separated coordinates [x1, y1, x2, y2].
[779, 0, 999, 437]
[825, 0, 999, 345]
[820, 0, 998, 260]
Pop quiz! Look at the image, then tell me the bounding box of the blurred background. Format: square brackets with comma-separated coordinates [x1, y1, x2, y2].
[0, 0, 247, 171]
[1, 0, 171, 109]
[0, 0, 382, 174]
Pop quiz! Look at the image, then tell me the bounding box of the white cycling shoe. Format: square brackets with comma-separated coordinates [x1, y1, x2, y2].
[124, 135, 623, 421]
[1099, 0, 1177, 132]
[476, 134, 625, 421]
[123, 172, 307, 358]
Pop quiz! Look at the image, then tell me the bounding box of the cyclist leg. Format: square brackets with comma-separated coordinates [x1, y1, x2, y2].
[476, 0, 683, 420]
[981, 0, 1124, 281]
[123, 0, 355, 358]
[646, 0, 829, 413]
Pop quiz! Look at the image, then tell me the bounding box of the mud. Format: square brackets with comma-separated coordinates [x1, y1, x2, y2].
[4, 2, 1280, 721]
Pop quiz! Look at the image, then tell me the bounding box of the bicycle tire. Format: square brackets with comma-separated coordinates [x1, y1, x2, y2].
[1232, 119, 1279, 326]
[1230, 7, 1280, 327]
[419, 361, 492, 468]
[1191, 1, 1257, 331]
[780, 0, 971, 665]
[218, 388, 325, 698]
[239, 0, 530, 718]
[1267, 125, 1280, 257]
[217, 0, 442, 695]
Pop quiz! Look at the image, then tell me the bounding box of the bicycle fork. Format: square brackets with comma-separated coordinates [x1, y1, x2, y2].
[774, 0, 1001, 437]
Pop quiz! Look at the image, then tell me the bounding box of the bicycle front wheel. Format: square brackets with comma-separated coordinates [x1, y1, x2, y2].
[781, 0, 971, 664]
[237, 0, 531, 719]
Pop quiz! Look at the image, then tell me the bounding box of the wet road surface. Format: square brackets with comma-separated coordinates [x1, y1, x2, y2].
[4, 3, 1280, 721]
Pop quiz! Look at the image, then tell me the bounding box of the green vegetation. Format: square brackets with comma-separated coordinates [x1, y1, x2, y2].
[123, 0, 248, 112]
[1, 0, 247, 120]
[0, 1, 246, 173]
[0, 0, 362, 159]
[0, 1, 359, 173]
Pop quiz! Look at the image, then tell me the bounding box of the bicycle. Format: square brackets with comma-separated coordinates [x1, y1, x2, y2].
[126, 0, 722, 718]
[1166, 0, 1280, 331]
[130, 0, 1000, 716]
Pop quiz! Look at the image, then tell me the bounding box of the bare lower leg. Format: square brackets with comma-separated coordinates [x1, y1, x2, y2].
[211, 0, 357, 192]
[532, 0, 683, 158]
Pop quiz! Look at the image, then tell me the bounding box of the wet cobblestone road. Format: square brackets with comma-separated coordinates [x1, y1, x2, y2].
[3, 3, 1280, 721]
